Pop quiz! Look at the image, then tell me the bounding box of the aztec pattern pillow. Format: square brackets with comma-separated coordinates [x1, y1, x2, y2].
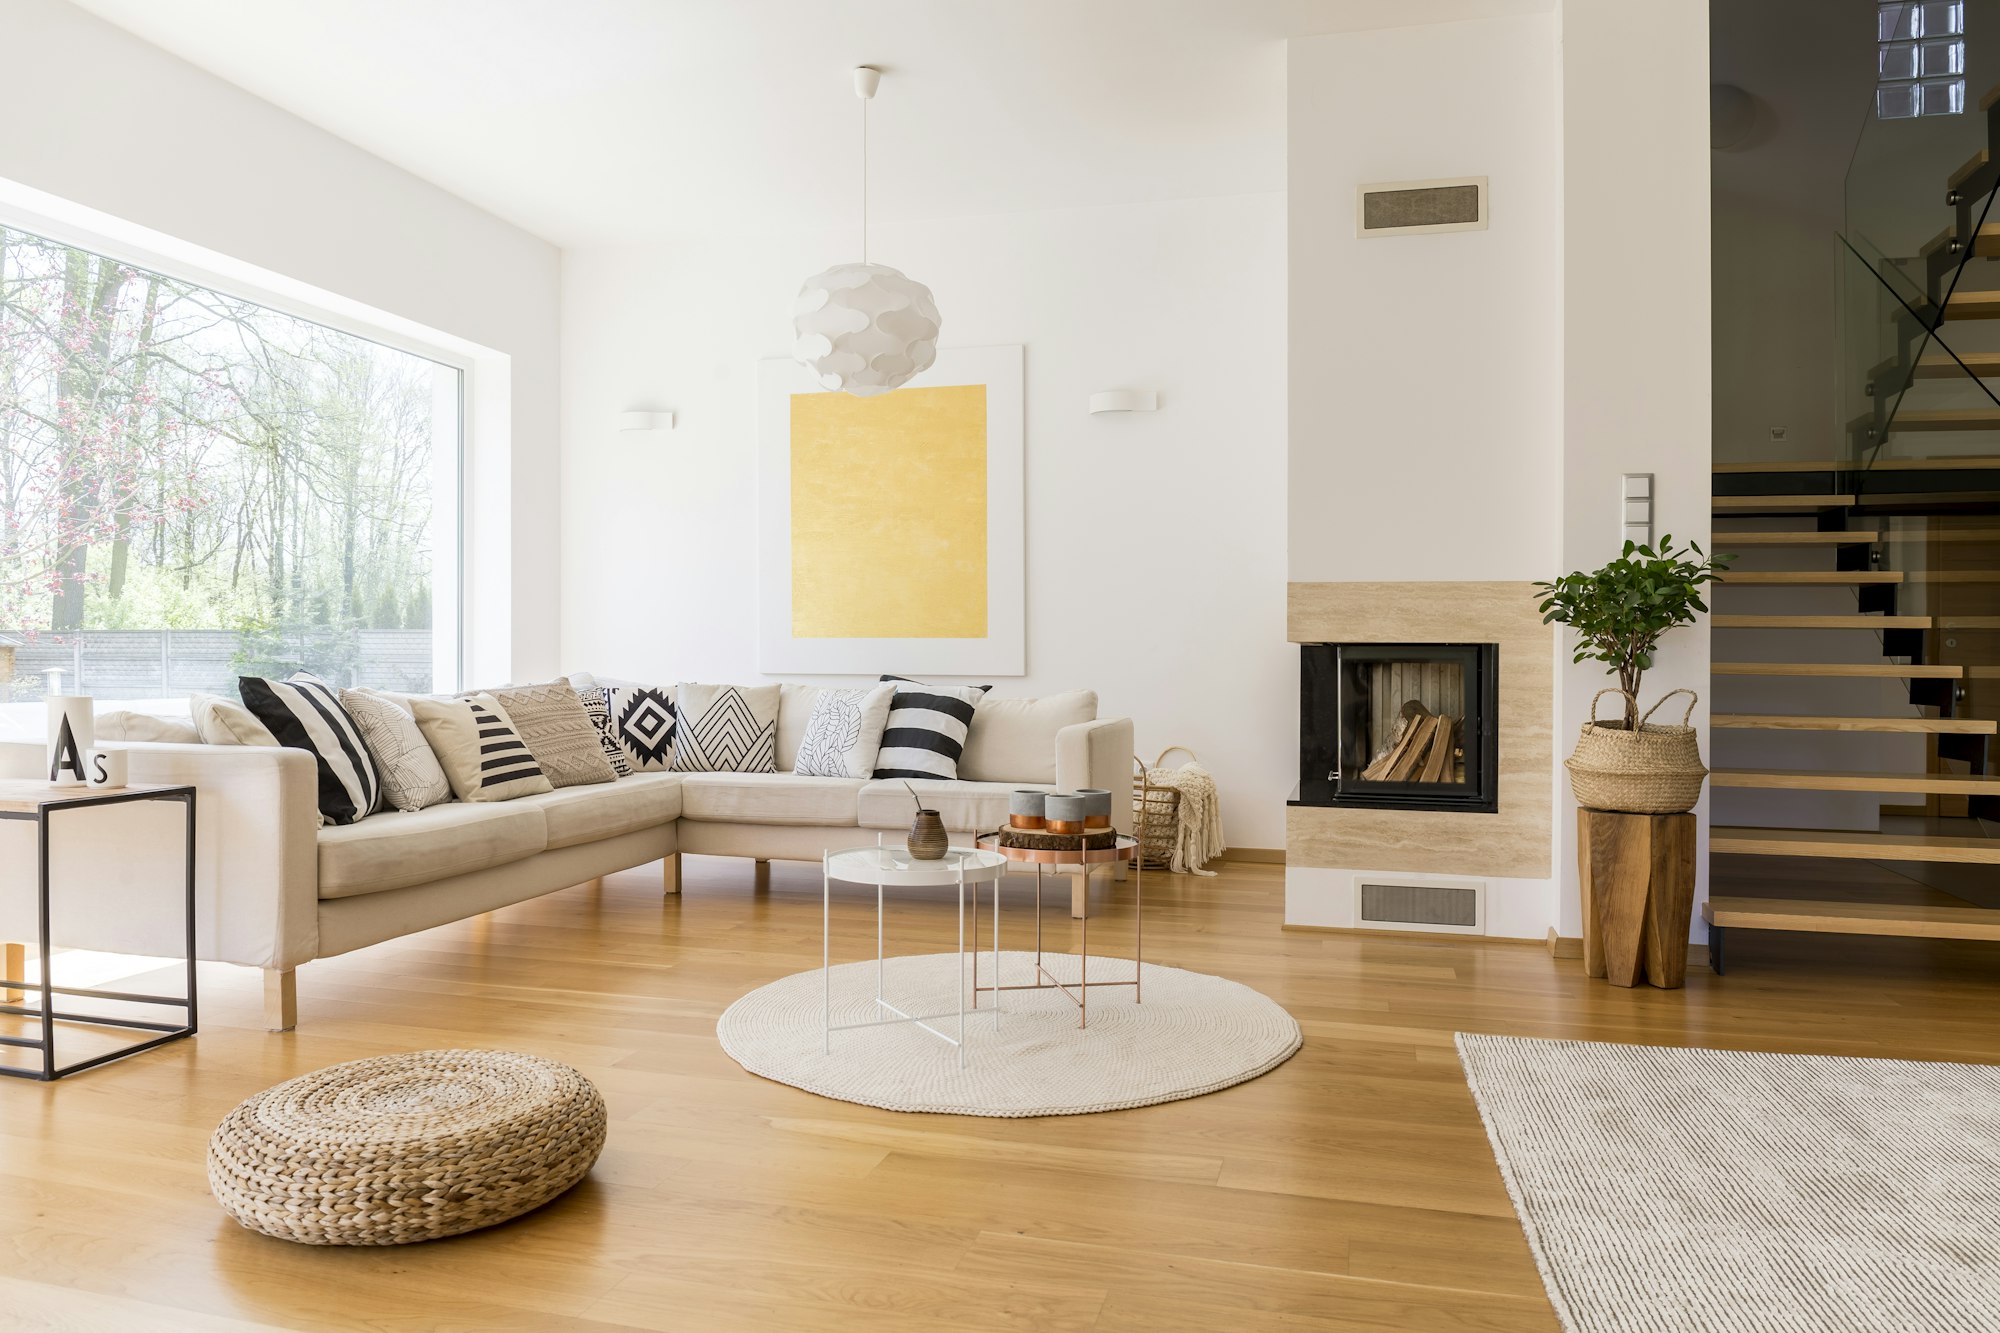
[873, 676, 992, 781]
[341, 688, 452, 812]
[575, 686, 633, 778]
[409, 693, 553, 803]
[792, 683, 896, 779]
[673, 683, 779, 773]
[238, 672, 382, 825]
[479, 680, 617, 788]
[604, 685, 678, 772]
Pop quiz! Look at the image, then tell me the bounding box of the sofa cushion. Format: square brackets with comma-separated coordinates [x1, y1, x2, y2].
[674, 683, 778, 773]
[482, 680, 619, 789]
[191, 692, 280, 747]
[318, 802, 548, 899]
[960, 690, 1097, 784]
[96, 709, 201, 745]
[680, 772, 862, 825]
[510, 772, 684, 850]
[859, 779, 1052, 834]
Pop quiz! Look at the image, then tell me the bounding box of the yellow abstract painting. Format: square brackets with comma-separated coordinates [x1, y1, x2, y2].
[789, 384, 988, 638]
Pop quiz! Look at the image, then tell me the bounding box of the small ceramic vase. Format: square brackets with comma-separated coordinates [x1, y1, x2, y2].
[1044, 793, 1088, 835]
[1009, 790, 1047, 830]
[1077, 788, 1113, 829]
[908, 810, 949, 860]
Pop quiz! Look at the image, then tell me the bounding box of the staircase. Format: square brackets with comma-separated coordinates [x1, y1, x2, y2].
[1705, 63, 2000, 967]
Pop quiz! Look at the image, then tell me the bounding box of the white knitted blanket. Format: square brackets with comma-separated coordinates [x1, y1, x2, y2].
[1145, 760, 1224, 876]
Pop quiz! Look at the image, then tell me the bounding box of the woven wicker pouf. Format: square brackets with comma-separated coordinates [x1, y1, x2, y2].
[207, 1048, 606, 1246]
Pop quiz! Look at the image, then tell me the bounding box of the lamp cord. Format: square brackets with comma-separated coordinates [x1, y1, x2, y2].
[860, 94, 869, 265]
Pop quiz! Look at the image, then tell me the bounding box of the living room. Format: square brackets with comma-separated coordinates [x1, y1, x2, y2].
[4, 1, 1996, 1331]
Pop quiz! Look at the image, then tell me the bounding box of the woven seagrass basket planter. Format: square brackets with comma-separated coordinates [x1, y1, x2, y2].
[207, 1048, 606, 1246]
[1564, 688, 1708, 815]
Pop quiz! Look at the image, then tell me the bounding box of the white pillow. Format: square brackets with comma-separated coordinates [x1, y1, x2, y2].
[959, 690, 1098, 784]
[190, 693, 280, 747]
[791, 684, 896, 779]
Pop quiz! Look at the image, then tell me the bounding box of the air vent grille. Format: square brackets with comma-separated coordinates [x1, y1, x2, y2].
[1359, 880, 1481, 930]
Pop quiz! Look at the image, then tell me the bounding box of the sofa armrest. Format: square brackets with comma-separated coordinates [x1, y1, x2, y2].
[1055, 717, 1135, 834]
[0, 740, 321, 971]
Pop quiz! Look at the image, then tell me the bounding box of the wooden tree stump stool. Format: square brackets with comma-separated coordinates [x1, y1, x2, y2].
[1577, 809, 1696, 989]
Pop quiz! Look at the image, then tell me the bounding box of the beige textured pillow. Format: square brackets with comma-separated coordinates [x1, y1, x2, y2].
[480, 680, 617, 788]
[190, 693, 279, 747]
[409, 694, 553, 802]
[341, 688, 452, 812]
[959, 690, 1098, 784]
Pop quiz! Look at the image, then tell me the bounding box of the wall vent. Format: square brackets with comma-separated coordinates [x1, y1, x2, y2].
[1356, 177, 1488, 237]
[1357, 878, 1485, 934]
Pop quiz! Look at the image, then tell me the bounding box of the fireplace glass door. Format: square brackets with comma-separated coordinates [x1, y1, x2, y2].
[1297, 642, 1497, 812]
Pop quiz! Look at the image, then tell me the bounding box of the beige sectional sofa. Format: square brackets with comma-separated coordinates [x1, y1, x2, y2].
[0, 679, 1131, 1031]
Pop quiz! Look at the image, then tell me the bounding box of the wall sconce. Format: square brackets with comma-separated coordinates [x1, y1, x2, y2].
[1088, 389, 1159, 415]
[618, 410, 674, 432]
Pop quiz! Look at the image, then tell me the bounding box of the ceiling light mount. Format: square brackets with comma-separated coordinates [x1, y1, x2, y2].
[792, 65, 941, 397]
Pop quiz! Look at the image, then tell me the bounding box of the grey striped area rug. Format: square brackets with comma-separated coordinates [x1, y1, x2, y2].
[1457, 1034, 2000, 1333]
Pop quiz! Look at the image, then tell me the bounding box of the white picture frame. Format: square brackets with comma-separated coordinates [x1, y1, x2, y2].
[757, 344, 1025, 676]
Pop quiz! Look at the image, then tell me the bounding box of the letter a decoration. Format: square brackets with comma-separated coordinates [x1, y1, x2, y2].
[48, 715, 85, 785]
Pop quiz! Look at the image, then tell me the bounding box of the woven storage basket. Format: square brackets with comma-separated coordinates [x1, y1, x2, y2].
[1565, 687, 1708, 815]
[1134, 747, 1194, 871]
[207, 1048, 606, 1246]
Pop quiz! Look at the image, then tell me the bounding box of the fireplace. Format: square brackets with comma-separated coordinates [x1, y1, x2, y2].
[1296, 642, 1498, 812]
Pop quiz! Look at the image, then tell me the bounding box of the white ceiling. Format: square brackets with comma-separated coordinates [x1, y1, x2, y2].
[69, 0, 1552, 248]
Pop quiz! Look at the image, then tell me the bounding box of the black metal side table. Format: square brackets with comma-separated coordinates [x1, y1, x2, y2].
[0, 779, 197, 1080]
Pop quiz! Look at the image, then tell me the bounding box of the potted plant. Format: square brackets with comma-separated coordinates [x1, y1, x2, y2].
[1536, 536, 1729, 988]
[1534, 535, 1729, 731]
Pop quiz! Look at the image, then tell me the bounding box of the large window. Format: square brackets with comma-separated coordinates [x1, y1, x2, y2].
[0, 223, 459, 709]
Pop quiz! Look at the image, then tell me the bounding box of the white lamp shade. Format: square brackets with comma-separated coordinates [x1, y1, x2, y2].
[792, 262, 941, 396]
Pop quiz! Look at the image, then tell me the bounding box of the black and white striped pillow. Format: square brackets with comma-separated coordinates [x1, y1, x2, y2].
[238, 672, 381, 825]
[872, 676, 992, 780]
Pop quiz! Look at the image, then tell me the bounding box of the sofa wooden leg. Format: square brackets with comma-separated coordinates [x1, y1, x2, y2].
[663, 852, 682, 896]
[3, 941, 23, 1003]
[753, 859, 771, 892]
[1071, 872, 1089, 921]
[264, 968, 297, 1033]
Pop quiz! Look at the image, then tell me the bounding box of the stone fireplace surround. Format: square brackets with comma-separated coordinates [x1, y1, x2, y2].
[1286, 581, 1555, 936]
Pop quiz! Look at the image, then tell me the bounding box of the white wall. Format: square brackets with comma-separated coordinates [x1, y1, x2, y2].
[1289, 12, 1562, 584]
[560, 193, 1292, 847]
[1286, 11, 1565, 936]
[1559, 0, 1712, 937]
[0, 0, 563, 686]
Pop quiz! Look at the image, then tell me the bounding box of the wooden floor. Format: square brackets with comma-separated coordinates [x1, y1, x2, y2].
[9, 854, 2000, 1331]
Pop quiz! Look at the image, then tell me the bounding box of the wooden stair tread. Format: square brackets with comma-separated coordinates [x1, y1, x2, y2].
[1711, 827, 2000, 865]
[1715, 571, 1902, 584]
[1712, 769, 2000, 794]
[1703, 895, 2000, 938]
[1713, 494, 1854, 510]
[1940, 289, 2000, 321]
[1712, 531, 1877, 546]
[1941, 616, 2000, 629]
[1715, 455, 2000, 472]
[1885, 409, 2000, 430]
[1713, 614, 1930, 629]
[1712, 714, 1997, 734]
[1905, 569, 2000, 582]
[1922, 224, 2000, 260]
[1949, 146, 1991, 190]
[1711, 662, 1961, 678]
[1904, 351, 2000, 379]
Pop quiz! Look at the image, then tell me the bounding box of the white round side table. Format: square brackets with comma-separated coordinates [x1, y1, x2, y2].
[822, 842, 1008, 1068]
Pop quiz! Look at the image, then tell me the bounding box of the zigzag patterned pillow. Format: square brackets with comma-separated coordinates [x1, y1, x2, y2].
[672, 683, 778, 773]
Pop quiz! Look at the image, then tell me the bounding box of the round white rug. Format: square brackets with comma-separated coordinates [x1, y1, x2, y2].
[716, 950, 1301, 1117]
